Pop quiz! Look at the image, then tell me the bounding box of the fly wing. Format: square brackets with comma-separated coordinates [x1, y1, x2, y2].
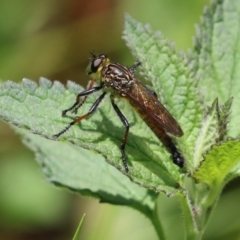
[121, 79, 183, 137]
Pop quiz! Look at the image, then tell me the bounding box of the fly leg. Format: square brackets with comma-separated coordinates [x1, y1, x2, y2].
[53, 92, 106, 138]
[62, 80, 99, 117]
[110, 95, 130, 172]
[129, 60, 141, 72]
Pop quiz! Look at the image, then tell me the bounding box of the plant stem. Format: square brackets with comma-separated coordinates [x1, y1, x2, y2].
[196, 184, 222, 235]
[178, 193, 200, 240]
[148, 202, 167, 240]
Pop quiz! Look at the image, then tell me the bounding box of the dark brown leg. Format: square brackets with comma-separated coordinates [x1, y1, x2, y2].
[110, 96, 130, 172]
[53, 92, 106, 138]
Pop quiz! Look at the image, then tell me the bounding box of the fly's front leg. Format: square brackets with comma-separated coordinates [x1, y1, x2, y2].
[62, 80, 99, 117]
[53, 92, 106, 138]
[110, 95, 130, 172]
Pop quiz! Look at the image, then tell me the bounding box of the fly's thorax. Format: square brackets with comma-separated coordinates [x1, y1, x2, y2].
[102, 63, 135, 92]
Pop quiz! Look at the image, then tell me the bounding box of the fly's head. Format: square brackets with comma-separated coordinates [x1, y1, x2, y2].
[86, 53, 110, 82]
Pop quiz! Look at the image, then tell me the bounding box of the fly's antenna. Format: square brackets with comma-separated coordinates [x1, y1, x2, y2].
[90, 51, 96, 59]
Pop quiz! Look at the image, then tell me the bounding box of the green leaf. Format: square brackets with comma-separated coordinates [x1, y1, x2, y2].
[193, 98, 232, 170]
[0, 78, 183, 194]
[217, 97, 233, 141]
[17, 128, 155, 214]
[123, 14, 204, 170]
[194, 139, 240, 188]
[193, 0, 240, 137]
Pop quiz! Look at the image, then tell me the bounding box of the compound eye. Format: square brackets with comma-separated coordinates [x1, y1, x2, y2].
[91, 58, 102, 73]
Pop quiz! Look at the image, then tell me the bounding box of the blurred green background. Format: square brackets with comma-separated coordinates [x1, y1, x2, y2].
[4, 0, 240, 240]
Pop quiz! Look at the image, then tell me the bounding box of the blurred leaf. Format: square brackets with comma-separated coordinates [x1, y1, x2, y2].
[0, 150, 69, 228]
[205, 187, 240, 239]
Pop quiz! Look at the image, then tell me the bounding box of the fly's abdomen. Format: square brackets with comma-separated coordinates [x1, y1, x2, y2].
[129, 99, 185, 167]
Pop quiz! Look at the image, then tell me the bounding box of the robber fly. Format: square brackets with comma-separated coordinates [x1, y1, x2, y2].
[53, 53, 184, 172]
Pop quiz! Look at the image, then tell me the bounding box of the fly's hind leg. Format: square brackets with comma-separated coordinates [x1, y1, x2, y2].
[110, 95, 130, 172]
